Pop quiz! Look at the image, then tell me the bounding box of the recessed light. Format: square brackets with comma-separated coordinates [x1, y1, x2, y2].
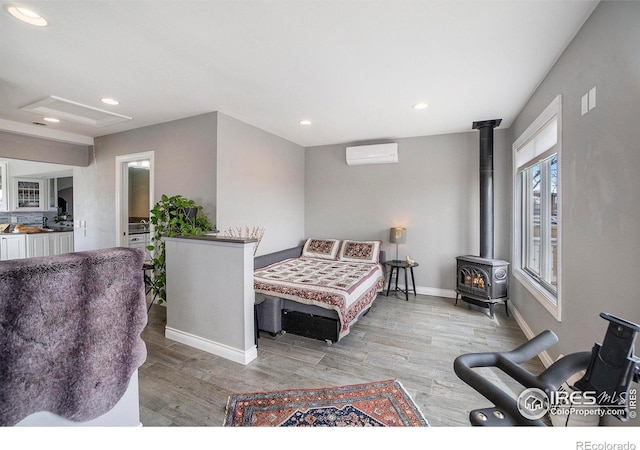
[299, 120, 312, 125]
[43, 117, 60, 123]
[4, 4, 48, 27]
[412, 102, 429, 110]
[101, 97, 120, 106]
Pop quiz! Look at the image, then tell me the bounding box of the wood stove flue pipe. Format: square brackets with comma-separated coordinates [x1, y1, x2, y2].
[472, 119, 502, 260]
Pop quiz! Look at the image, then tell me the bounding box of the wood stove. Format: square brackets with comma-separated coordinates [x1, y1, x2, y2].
[455, 255, 509, 318]
[455, 119, 510, 318]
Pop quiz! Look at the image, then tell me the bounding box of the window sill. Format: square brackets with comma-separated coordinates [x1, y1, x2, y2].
[513, 268, 561, 321]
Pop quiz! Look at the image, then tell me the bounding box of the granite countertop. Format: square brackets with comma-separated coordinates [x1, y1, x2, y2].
[2, 227, 74, 235]
[46, 227, 74, 233]
[129, 230, 150, 235]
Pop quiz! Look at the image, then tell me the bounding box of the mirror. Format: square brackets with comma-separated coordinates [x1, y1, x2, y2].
[128, 160, 150, 224]
[115, 152, 154, 250]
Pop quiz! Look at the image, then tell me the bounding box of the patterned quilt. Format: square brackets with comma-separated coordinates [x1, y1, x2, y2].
[254, 257, 384, 339]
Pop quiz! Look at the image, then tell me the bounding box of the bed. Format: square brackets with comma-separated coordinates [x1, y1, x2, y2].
[254, 238, 385, 343]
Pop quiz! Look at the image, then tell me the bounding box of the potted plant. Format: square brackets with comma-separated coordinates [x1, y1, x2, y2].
[147, 194, 214, 305]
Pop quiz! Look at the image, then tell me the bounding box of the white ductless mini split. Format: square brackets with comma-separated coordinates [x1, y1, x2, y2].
[346, 143, 398, 166]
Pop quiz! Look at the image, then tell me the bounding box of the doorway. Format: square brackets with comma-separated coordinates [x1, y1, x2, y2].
[115, 152, 154, 255]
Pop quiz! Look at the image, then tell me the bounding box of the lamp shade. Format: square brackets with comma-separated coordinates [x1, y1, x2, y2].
[389, 227, 406, 244]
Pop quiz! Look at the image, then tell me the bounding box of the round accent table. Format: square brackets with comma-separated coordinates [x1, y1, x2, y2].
[384, 260, 419, 301]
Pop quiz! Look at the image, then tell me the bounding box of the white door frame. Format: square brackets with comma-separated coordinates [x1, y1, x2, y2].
[115, 151, 155, 247]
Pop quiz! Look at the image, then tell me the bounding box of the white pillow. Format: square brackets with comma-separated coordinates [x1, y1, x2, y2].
[302, 238, 341, 260]
[337, 240, 381, 263]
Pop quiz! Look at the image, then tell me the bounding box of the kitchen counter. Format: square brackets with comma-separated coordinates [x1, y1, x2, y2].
[46, 227, 74, 232]
[1, 227, 75, 260]
[2, 227, 74, 235]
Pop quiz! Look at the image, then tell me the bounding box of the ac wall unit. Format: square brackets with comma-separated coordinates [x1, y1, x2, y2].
[345, 143, 398, 166]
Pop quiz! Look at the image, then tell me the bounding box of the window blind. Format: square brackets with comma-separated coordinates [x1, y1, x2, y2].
[515, 116, 558, 172]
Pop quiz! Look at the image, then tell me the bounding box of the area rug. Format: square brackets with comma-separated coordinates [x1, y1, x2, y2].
[223, 379, 428, 427]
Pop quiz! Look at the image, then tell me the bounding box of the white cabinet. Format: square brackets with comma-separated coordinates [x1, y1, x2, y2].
[48, 233, 57, 255]
[128, 233, 150, 261]
[2, 158, 62, 212]
[32, 231, 73, 257]
[14, 178, 45, 211]
[48, 178, 58, 211]
[26, 233, 49, 258]
[2, 231, 74, 260]
[1, 234, 26, 260]
[55, 232, 74, 255]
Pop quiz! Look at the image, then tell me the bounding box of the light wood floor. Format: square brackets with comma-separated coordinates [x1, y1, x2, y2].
[139, 292, 544, 427]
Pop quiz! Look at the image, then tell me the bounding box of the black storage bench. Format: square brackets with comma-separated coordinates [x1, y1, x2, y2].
[282, 309, 340, 343]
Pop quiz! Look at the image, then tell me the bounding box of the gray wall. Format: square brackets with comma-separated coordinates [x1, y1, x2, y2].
[508, 0, 640, 383]
[305, 129, 511, 295]
[75, 112, 218, 251]
[3, 1, 638, 425]
[216, 112, 305, 256]
[8, 110, 305, 256]
[0, 131, 89, 166]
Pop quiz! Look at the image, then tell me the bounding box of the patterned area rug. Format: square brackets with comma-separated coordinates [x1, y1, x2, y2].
[223, 379, 428, 427]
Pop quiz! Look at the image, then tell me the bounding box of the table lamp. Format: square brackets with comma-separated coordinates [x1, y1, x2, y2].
[389, 227, 406, 262]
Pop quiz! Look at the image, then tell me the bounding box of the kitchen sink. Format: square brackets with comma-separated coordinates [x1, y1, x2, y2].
[128, 223, 150, 234]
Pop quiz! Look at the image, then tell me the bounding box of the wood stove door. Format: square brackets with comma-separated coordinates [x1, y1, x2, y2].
[458, 265, 490, 299]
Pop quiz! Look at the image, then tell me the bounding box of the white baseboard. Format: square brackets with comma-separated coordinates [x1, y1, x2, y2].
[388, 284, 457, 299]
[417, 286, 457, 298]
[507, 303, 555, 368]
[165, 326, 257, 365]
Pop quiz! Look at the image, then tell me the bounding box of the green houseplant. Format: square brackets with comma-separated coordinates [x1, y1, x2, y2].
[147, 194, 214, 305]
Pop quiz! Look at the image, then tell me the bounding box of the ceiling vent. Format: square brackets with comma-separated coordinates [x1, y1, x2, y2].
[346, 143, 398, 166]
[20, 95, 132, 127]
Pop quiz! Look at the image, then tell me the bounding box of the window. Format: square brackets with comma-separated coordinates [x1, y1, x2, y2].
[513, 96, 562, 320]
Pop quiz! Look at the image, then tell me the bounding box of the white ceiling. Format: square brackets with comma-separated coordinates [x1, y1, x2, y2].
[0, 0, 599, 148]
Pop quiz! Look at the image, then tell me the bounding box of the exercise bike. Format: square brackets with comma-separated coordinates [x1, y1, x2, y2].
[453, 312, 640, 426]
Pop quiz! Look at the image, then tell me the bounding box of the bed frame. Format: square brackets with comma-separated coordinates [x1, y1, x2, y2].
[254, 245, 386, 343]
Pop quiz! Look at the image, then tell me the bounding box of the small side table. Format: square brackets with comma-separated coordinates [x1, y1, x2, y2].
[384, 260, 419, 301]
